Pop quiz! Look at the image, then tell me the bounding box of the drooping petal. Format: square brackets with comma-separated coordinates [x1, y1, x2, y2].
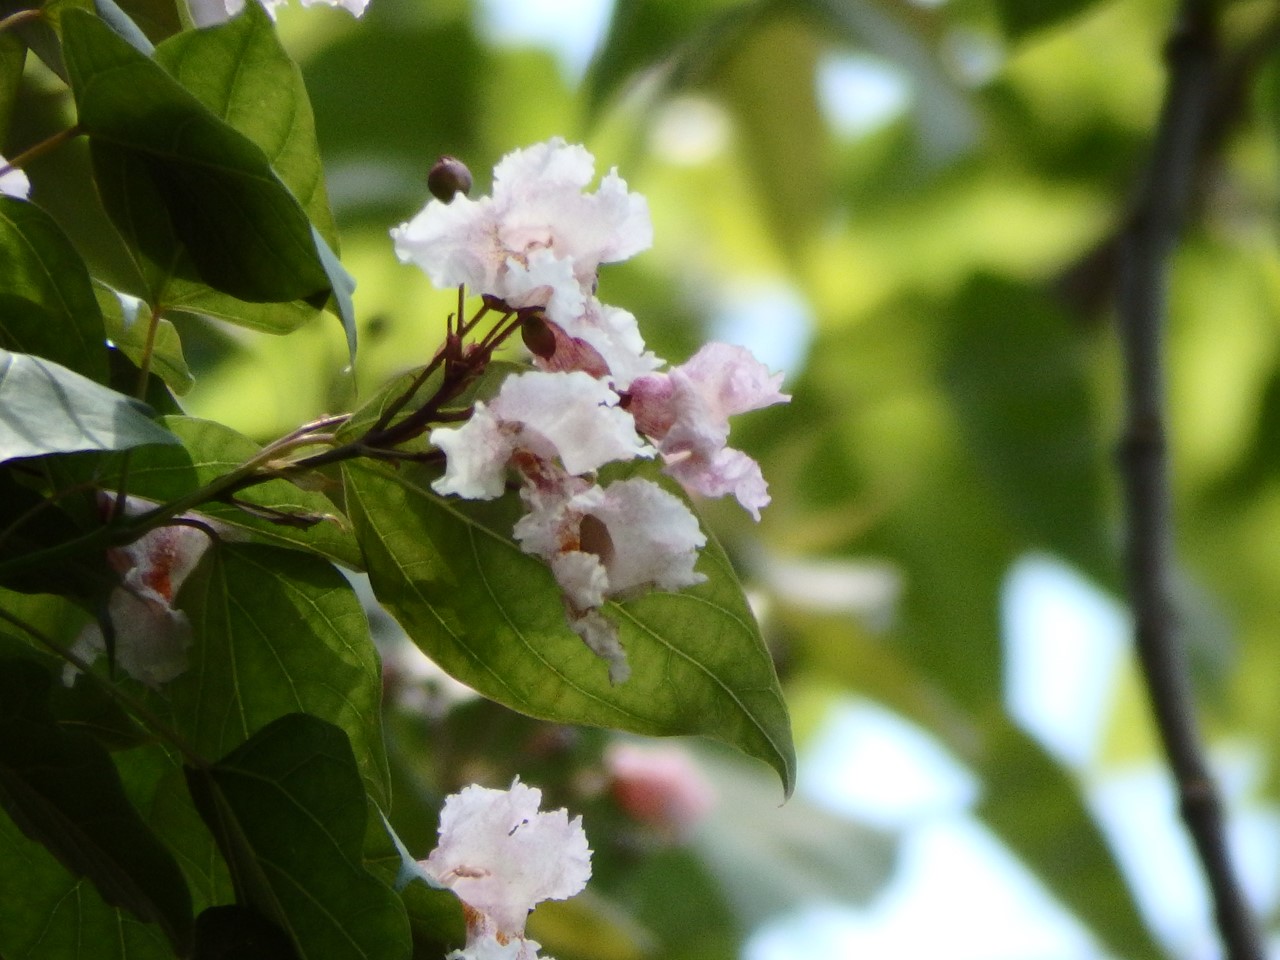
[430, 405, 514, 500]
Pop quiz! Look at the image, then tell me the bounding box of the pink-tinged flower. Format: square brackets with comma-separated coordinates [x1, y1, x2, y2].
[514, 477, 707, 682]
[430, 370, 652, 499]
[534, 297, 662, 390]
[627, 342, 789, 520]
[391, 139, 651, 331]
[605, 741, 717, 840]
[64, 521, 213, 688]
[420, 779, 591, 947]
[0, 156, 29, 200]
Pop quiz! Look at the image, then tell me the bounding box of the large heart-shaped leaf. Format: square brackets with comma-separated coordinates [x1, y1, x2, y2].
[185, 714, 410, 960]
[343, 460, 795, 795]
[0, 659, 193, 951]
[170, 543, 388, 805]
[0, 349, 178, 462]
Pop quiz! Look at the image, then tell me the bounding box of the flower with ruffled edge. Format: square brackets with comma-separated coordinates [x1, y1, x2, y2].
[429, 370, 652, 501]
[627, 342, 789, 520]
[513, 476, 707, 683]
[420, 779, 590, 955]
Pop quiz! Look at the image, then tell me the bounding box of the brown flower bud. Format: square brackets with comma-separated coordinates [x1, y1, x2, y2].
[520, 312, 558, 360]
[427, 155, 473, 202]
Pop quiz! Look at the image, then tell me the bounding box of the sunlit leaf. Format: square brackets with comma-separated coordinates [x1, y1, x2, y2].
[185, 713, 411, 960]
[96, 283, 194, 395]
[343, 459, 796, 796]
[0, 659, 192, 951]
[173, 543, 389, 804]
[0, 349, 177, 462]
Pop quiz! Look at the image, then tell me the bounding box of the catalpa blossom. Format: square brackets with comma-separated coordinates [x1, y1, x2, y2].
[420, 779, 590, 960]
[64, 519, 213, 688]
[627, 342, 790, 520]
[431, 370, 651, 500]
[411, 141, 786, 680]
[514, 477, 706, 683]
[393, 140, 660, 388]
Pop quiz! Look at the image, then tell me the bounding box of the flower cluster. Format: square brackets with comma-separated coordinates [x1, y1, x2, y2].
[394, 139, 788, 681]
[418, 779, 591, 960]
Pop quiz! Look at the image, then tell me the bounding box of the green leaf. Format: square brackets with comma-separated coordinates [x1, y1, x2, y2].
[0, 808, 172, 960]
[0, 32, 25, 141]
[0, 196, 107, 381]
[691, 748, 896, 922]
[152, 1, 337, 247]
[0, 349, 178, 462]
[172, 543, 389, 805]
[712, 12, 831, 254]
[993, 0, 1105, 40]
[585, 0, 759, 119]
[0, 659, 193, 951]
[941, 275, 1116, 588]
[96, 283, 194, 394]
[61, 9, 333, 306]
[94, 0, 156, 56]
[343, 460, 796, 796]
[185, 714, 411, 960]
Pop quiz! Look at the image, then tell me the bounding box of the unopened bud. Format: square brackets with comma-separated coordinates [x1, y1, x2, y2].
[427, 155, 472, 202]
[520, 312, 558, 360]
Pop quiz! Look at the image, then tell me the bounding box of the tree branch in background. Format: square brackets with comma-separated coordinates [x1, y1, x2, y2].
[1113, 3, 1265, 959]
[1055, 8, 1280, 321]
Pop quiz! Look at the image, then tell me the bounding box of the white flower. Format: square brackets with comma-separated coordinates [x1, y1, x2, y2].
[420, 779, 591, 944]
[0, 156, 30, 199]
[392, 138, 652, 333]
[448, 933, 547, 960]
[627, 342, 789, 520]
[514, 477, 707, 682]
[189, 0, 367, 28]
[430, 370, 651, 499]
[64, 520, 213, 688]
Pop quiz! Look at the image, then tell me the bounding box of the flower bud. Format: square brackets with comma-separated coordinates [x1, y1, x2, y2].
[520, 312, 558, 360]
[427, 155, 473, 202]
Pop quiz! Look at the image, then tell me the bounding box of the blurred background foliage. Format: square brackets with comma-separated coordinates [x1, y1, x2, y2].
[16, 0, 1280, 955]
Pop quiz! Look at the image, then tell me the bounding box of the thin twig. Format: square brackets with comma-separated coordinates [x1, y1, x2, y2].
[1114, 3, 1264, 959]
